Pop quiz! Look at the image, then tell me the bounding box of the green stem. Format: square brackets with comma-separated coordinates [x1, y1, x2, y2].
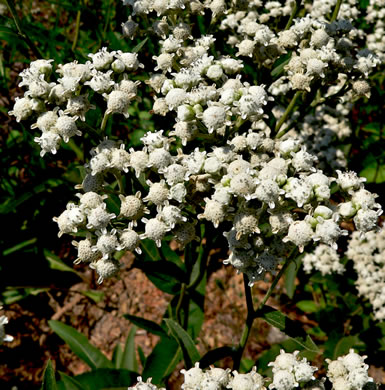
[330, 0, 343, 22]
[233, 275, 255, 371]
[284, 0, 302, 30]
[72, 9, 82, 52]
[5, 0, 44, 59]
[100, 113, 110, 132]
[175, 283, 186, 326]
[114, 173, 124, 194]
[275, 91, 301, 138]
[256, 251, 297, 311]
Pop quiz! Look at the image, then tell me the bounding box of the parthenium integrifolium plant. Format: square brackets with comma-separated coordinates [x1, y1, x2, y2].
[8, 0, 384, 387]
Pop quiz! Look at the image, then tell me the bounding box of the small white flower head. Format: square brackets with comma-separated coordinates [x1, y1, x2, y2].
[278, 138, 300, 157]
[219, 57, 244, 74]
[228, 368, 264, 390]
[227, 158, 252, 177]
[283, 220, 314, 252]
[314, 218, 347, 248]
[152, 18, 169, 39]
[86, 204, 116, 230]
[129, 149, 149, 177]
[25, 74, 54, 99]
[119, 229, 141, 253]
[207, 0, 227, 19]
[173, 222, 197, 248]
[351, 188, 380, 210]
[53, 209, 77, 237]
[148, 148, 173, 171]
[331, 376, 353, 390]
[206, 64, 224, 81]
[198, 198, 227, 228]
[94, 229, 122, 260]
[291, 148, 318, 172]
[170, 121, 198, 145]
[143, 180, 170, 210]
[0, 314, 14, 345]
[65, 94, 95, 121]
[306, 58, 327, 78]
[146, 73, 167, 93]
[234, 210, 260, 239]
[210, 146, 235, 163]
[117, 51, 143, 71]
[339, 349, 369, 372]
[160, 205, 187, 228]
[254, 179, 285, 208]
[128, 376, 164, 390]
[336, 170, 366, 194]
[88, 47, 115, 70]
[90, 258, 121, 284]
[165, 88, 188, 110]
[202, 104, 229, 133]
[294, 359, 317, 382]
[162, 163, 188, 186]
[77, 191, 107, 211]
[170, 183, 187, 203]
[105, 90, 134, 118]
[338, 202, 357, 218]
[269, 210, 293, 234]
[34, 131, 61, 157]
[313, 205, 334, 220]
[229, 134, 248, 153]
[141, 217, 170, 247]
[153, 52, 175, 73]
[284, 178, 313, 207]
[212, 186, 232, 205]
[77, 172, 105, 193]
[31, 109, 59, 132]
[72, 236, 101, 264]
[310, 29, 330, 48]
[236, 39, 255, 57]
[9, 97, 33, 122]
[119, 192, 148, 223]
[326, 359, 348, 382]
[183, 148, 207, 175]
[352, 80, 371, 98]
[269, 370, 298, 390]
[117, 78, 141, 96]
[110, 145, 131, 172]
[172, 22, 192, 40]
[121, 17, 138, 39]
[347, 367, 373, 389]
[89, 152, 111, 176]
[55, 113, 81, 143]
[230, 173, 257, 199]
[289, 73, 313, 92]
[85, 70, 115, 93]
[181, 363, 204, 390]
[269, 350, 299, 373]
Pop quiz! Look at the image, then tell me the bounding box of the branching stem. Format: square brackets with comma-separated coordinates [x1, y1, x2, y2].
[275, 91, 302, 138]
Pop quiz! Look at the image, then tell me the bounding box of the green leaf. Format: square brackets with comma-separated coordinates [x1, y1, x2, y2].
[271, 54, 291, 78]
[3, 237, 37, 256]
[142, 336, 181, 383]
[199, 346, 234, 368]
[132, 38, 148, 53]
[333, 335, 363, 359]
[258, 306, 319, 353]
[164, 319, 200, 368]
[41, 360, 57, 390]
[123, 314, 167, 338]
[80, 290, 105, 303]
[296, 300, 318, 313]
[139, 239, 159, 262]
[121, 326, 138, 372]
[48, 320, 113, 370]
[160, 241, 185, 269]
[111, 343, 124, 369]
[44, 249, 81, 277]
[57, 369, 137, 390]
[134, 260, 185, 294]
[58, 373, 86, 390]
[137, 346, 146, 367]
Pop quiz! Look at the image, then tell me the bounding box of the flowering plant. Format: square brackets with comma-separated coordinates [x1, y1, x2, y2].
[3, 0, 385, 388]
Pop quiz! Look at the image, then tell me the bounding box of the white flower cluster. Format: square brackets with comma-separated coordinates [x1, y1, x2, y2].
[365, 0, 385, 62]
[0, 307, 13, 346]
[9, 49, 142, 156]
[127, 350, 377, 390]
[302, 244, 345, 276]
[346, 228, 385, 321]
[326, 349, 374, 390]
[9, 0, 384, 286]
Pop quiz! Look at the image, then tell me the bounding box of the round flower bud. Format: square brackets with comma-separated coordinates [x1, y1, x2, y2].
[105, 90, 133, 118]
[181, 363, 204, 390]
[271, 370, 297, 390]
[143, 181, 170, 209]
[72, 237, 101, 264]
[173, 222, 196, 247]
[141, 217, 169, 247]
[283, 220, 313, 252]
[202, 105, 228, 133]
[148, 148, 173, 171]
[55, 114, 81, 143]
[234, 211, 260, 239]
[90, 259, 121, 284]
[198, 199, 227, 228]
[119, 192, 147, 222]
[86, 204, 115, 230]
[9, 97, 33, 122]
[119, 229, 141, 253]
